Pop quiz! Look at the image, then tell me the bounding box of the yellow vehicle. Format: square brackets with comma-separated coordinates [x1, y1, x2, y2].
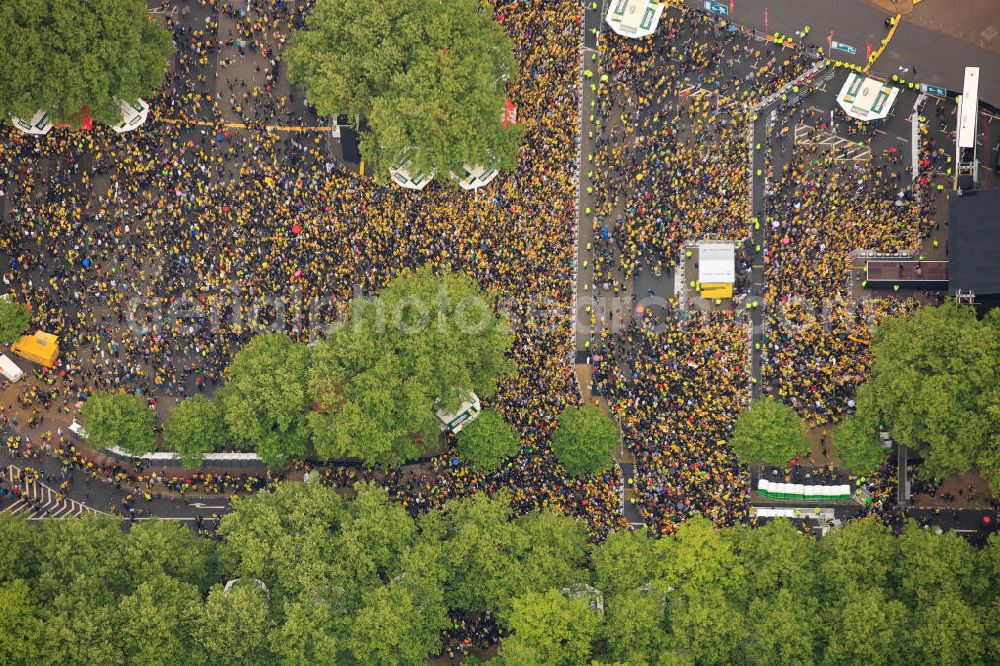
[11, 331, 59, 368]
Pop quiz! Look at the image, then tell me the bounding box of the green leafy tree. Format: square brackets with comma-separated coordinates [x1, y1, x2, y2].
[196, 583, 275, 666]
[36, 518, 129, 665]
[115, 575, 203, 666]
[909, 594, 986, 666]
[831, 389, 886, 474]
[35, 517, 130, 604]
[435, 493, 588, 619]
[977, 431, 1000, 497]
[337, 482, 419, 579]
[660, 516, 746, 599]
[822, 588, 908, 666]
[286, 0, 521, 182]
[503, 509, 590, 609]
[0, 580, 45, 666]
[79, 391, 156, 455]
[433, 493, 516, 614]
[665, 587, 747, 666]
[895, 521, 984, 604]
[497, 589, 600, 666]
[729, 397, 808, 465]
[591, 527, 662, 600]
[43, 594, 119, 666]
[745, 589, 820, 666]
[124, 519, 219, 593]
[0, 513, 47, 583]
[856, 302, 999, 481]
[0, 300, 30, 344]
[269, 595, 342, 666]
[551, 405, 618, 477]
[818, 518, 898, 596]
[729, 518, 817, 600]
[219, 333, 312, 465]
[219, 480, 345, 603]
[309, 268, 513, 467]
[346, 579, 448, 665]
[456, 408, 519, 471]
[599, 588, 669, 665]
[0, 0, 172, 127]
[164, 395, 228, 468]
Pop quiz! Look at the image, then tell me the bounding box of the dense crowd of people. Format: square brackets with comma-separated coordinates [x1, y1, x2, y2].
[591, 13, 812, 281]
[0, 0, 630, 541]
[759, 96, 945, 420]
[0, 2, 987, 660]
[0, 0, 967, 550]
[584, 7, 952, 533]
[594, 309, 750, 535]
[588, 11, 811, 534]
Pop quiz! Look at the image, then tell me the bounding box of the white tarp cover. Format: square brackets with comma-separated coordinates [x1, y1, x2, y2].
[454, 164, 499, 191]
[389, 156, 434, 190]
[111, 98, 149, 133]
[11, 109, 53, 135]
[606, 0, 664, 38]
[836, 73, 899, 122]
[698, 242, 736, 284]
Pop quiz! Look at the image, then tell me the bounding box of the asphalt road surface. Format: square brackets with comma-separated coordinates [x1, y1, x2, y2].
[682, 0, 1000, 103]
[0, 444, 232, 523]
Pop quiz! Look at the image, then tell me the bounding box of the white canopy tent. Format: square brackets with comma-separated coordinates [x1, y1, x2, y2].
[454, 164, 500, 191]
[836, 73, 899, 122]
[11, 110, 53, 136]
[389, 155, 435, 191]
[606, 0, 664, 39]
[697, 242, 736, 284]
[111, 98, 149, 133]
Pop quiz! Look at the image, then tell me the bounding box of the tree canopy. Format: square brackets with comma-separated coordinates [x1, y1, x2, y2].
[219, 333, 312, 466]
[455, 408, 520, 471]
[0, 0, 172, 127]
[79, 390, 156, 455]
[0, 486, 997, 665]
[163, 395, 228, 468]
[729, 397, 808, 465]
[308, 268, 514, 466]
[846, 303, 1000, 488]
[551, 405, 618, 477]
[0, 300, 30, 345]
[286, 0, 522, 182]
[497, 589, 600, 666]
[832, 387, 888, 474]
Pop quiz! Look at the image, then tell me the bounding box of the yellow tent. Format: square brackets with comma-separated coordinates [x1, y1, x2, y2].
[12, 331, 59, 368]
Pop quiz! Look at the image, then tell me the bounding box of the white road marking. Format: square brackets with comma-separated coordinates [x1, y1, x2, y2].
[2, 463, 107, 519]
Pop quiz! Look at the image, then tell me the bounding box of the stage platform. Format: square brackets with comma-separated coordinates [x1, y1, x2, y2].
[865, 259, 948, 285]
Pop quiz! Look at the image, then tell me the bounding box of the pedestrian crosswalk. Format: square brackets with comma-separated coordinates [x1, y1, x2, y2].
[1, 464, 106, 520]
[794, 124, 871, 162]
[675, 84, 739, 110]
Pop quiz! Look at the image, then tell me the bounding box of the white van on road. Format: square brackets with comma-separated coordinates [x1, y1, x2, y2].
[0, 354, 23, 383]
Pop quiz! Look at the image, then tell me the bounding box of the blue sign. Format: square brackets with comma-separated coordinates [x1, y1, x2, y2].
[831, 41, 857, 55]
[703, 0, 729, 15]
